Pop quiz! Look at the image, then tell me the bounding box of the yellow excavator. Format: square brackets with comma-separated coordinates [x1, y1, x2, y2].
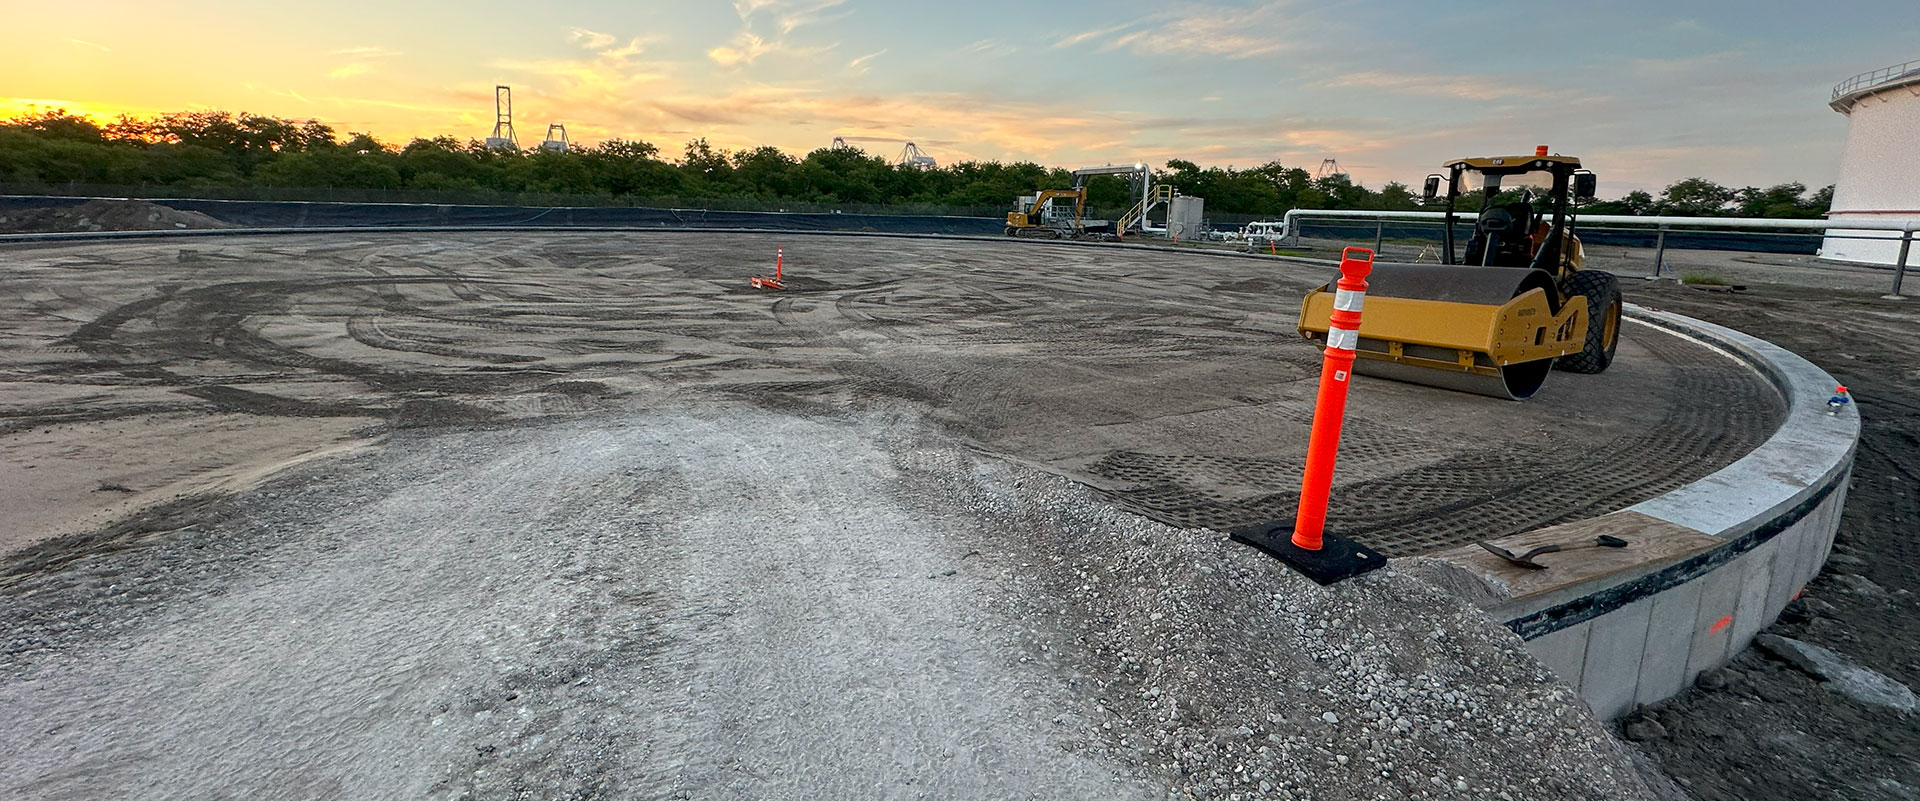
[1297, 149, 1622, 400]
[1005, 188, 1095, 238]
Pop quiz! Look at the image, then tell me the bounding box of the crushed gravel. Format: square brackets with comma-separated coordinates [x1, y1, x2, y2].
[3, 406, 1677, 800]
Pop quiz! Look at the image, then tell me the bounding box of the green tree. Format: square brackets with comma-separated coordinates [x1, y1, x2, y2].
[732, 146, 798, 197]
[0, 107, 1854, 219]
[1583, 189, 1655, 216]
[1734, 182, 1829, 219]
[6, 109, 105, 141]
[253, 148, 401, 189]
[1657, 178, 1736, 216]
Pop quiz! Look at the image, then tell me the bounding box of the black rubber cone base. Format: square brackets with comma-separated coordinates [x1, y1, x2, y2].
[1229, 522, 1387, 585]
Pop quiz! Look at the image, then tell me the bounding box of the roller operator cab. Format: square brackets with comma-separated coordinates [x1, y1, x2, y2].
[1297, 148, 1621, 400]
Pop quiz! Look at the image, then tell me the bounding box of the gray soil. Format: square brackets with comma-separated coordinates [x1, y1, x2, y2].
[0, 231, 1834, 800]
[0, 407, 1673, 800]
[0, 232, 1781, 557]
[1612, 281, 1920, 801]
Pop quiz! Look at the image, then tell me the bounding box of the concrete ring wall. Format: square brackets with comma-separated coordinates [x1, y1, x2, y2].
[2, 225, 1856, 720]
[1423, 304, 1858, 720]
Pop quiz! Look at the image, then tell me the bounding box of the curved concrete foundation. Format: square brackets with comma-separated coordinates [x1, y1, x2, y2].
[1422, 305, 1858, 719]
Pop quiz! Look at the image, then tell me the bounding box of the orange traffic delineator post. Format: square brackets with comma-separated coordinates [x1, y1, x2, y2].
[1230, 246, 1389, 585]
[750, 246, 785, 289]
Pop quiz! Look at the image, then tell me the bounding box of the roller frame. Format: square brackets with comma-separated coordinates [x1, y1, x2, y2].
[1297, 263, 1590, 400]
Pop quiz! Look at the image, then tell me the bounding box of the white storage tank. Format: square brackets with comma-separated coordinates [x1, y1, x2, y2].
[1167, 195, 1206, 241]
[1820, 60, 1920, 265]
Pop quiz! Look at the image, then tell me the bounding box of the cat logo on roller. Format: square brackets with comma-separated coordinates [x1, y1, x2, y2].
[1297, 147, 1623, 400]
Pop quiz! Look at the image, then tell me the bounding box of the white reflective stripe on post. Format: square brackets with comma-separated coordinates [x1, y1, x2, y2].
[1326, 326, 1359, 351]
[1333, 289, 1366, 313]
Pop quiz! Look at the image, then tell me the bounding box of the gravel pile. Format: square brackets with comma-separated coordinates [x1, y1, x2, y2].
[891, 421, 1680, 800]
[2, 406, 1683, 799]
[0, 199, 233, 233]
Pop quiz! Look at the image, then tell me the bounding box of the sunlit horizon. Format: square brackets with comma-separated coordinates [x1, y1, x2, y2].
[6, 0, 1914, 193]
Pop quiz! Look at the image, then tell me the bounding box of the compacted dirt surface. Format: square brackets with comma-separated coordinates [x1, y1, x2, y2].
[0, 230, 1821, 800]
[0, 232, 1778, 558]
[1614, 281, 1920, 801]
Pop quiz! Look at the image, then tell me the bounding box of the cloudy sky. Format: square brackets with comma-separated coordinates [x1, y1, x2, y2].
[5, 0, 1913, 193]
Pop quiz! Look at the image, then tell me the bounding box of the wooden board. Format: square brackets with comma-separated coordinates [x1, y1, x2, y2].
[1425, 511, 1721, 604]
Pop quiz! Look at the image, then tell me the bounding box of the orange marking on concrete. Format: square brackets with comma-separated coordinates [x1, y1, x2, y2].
[1709, 615, 1733, 634]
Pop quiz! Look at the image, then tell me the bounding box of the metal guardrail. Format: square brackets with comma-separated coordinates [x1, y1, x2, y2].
[1277, 208, 1917, 298]
[1832, 59, 1920, 100]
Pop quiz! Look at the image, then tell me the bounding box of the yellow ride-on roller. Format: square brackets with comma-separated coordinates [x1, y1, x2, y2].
[1297, 149, 1623, 400]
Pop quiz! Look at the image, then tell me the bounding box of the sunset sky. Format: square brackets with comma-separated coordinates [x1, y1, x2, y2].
[5, 0, 1913, 193]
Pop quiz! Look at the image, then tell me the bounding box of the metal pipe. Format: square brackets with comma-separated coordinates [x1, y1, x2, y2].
[1139, 167, 1150, 232]
[1653, 227, 1668, 277]
[1374, 220, 1384, 256]
[1892, 230, 1912, 298]
[1279, 208, 1920, 233]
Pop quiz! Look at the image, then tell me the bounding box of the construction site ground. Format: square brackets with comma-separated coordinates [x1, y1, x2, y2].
[1609, 281, 1920, 801]
[1284, 236, 1920, 799]
[0, 226, 1894, 799]
[0, 233, 1780, 557]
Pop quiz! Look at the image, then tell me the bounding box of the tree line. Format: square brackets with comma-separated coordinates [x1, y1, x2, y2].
[0, 109, 1832, 219]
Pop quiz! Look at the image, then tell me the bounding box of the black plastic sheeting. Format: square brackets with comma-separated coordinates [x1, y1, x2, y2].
[1294, 221, 1825, 256]
[0, 196, 1006, 236]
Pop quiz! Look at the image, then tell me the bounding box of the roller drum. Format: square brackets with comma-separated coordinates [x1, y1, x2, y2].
[1351, 355, 1553, 400]
[1297, 262, 1574, 401]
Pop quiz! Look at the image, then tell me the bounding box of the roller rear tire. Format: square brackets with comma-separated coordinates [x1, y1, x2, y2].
[1557, 269, 1621, 374]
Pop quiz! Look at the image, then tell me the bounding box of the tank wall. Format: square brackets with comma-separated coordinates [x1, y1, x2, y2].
[1820, 85, 1920, 265]
[1168, 196, 1206, 241]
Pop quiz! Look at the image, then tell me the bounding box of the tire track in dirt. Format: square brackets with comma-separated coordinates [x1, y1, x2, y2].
[10, 234, 1786, 564]
[344, 317, 541, 365]
[56, 276, 520, 419]
[1092, 328, 1779, 556]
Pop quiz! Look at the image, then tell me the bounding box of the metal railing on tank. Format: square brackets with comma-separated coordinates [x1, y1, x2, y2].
[1832, 59, 1920, 100]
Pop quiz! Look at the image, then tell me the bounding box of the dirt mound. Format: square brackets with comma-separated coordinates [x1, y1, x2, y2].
[0, 199, 234, 233]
